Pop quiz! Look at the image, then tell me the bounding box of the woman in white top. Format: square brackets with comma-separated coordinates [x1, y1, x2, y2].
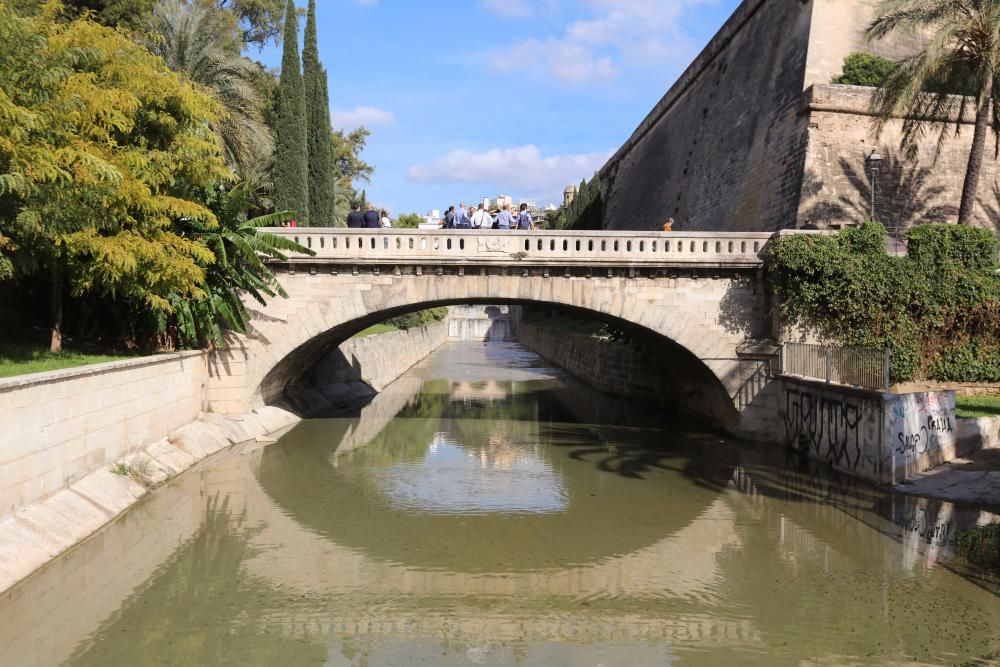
[380, 210, 392, 227]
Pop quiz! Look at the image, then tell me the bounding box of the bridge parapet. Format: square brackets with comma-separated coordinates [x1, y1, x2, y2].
[266, 229, 775, 268]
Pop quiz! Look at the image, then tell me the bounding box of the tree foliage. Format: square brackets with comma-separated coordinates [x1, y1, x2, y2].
[215, 0, 285, 49]
[833, 52, 898, 87]
[866, 0, 1000, 224]
[272, 0, 308, 224]
[766, 222, 1000, 381]
[149, 0, 274, 180]
[395, 213, 423, 228]
[169, 180, 312, 347]
[0, 2, 231, 348]
[302, 0, 335, 226]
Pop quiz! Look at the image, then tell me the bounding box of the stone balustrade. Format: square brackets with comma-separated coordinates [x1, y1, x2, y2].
[266, 228, 776, 268]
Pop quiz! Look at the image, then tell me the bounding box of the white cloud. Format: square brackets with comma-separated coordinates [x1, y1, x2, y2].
[486, 0, 716, 85]
[331, 106, 396, 131]
[407, 144, 612, 200]
[480, 0, 533, 17]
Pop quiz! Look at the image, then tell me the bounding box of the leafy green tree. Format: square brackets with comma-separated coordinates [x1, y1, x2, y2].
[867, 0, 1000, 224]
[216, 0, 285, 48]
[0, 4, 230, 351]
[332, 126, 374, 184]
[833, 52, 898, 86]
[302, 0, 336, 226]
[359, 188, 367, 213]
[171, 180, 313, 347]
[149, 0, 274, 180]
[272, 0, 308, 224]
[395, 213, 423, 228]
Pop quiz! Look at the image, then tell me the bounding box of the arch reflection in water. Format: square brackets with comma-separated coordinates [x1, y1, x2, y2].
[374, 434, 567, 515]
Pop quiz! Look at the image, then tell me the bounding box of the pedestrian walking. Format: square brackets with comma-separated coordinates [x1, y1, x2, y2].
[347, 202, 364, 228]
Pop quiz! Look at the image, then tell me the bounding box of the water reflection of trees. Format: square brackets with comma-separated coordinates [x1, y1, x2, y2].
[66, 497, 326, 667]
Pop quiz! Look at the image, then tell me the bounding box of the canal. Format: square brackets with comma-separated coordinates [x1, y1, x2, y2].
[1, 342, 998, 666]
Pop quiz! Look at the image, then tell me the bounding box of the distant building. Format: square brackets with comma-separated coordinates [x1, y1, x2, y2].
[563, 184, 577, 207]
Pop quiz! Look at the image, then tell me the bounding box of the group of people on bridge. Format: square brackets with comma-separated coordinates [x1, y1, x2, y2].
[442, 202, 535, 230]
[346, 203, 393, 228]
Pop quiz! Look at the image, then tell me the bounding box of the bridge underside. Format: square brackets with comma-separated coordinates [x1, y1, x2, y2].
[208, 253, 779, 437]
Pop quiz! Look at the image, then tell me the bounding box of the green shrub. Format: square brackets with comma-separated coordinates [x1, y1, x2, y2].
[833, 53, 898, 87]
[766, 222, 1000, 382]
[384, 307, 448, 330]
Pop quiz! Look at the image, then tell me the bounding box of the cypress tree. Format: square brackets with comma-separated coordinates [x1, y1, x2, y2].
[303, 0, 336, 226]
[588, 173, 603, 229]
[359, 189, 367, 213]
[273, 0, 309, 224]
[573, 178, 589, 228]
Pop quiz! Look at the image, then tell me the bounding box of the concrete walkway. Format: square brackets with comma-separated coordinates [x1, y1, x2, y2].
[896, 448, 1000, 509]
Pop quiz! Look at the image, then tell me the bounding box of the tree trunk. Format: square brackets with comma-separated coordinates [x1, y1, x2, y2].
[957, 80, 993, 225]
[49, 264, 63, 353]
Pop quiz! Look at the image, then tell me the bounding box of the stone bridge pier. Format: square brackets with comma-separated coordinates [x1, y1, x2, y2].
[206, 229, 786, 437]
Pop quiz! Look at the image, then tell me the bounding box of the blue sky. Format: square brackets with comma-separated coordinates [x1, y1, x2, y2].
[254, 0, 742, 215]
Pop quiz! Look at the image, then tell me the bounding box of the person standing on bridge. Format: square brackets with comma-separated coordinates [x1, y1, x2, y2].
[444, 206, 456, 228]
[662, 217, 674, 232]
[363, 204, 381, 228]
[452, 204, 471, 229]
[471, 204, 494, 230]
[347, 202, 365, 228]
[515, 203, 533, 230]
[495, 204, 515, 230]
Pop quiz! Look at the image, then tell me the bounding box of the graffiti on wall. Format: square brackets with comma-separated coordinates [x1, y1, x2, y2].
[782, 384, 881, 476]
[884, 392, 957, 481]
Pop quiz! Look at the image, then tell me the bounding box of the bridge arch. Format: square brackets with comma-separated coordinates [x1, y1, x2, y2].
[211, 258, 770, 432]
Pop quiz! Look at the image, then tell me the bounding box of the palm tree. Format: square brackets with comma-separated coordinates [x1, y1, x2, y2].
[148, 0, 274, 179]
[867, 0, 1000, 225]
[169, 181, 314, 348]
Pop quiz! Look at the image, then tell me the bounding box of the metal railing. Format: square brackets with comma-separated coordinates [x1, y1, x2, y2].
[781, 342, 890, 392]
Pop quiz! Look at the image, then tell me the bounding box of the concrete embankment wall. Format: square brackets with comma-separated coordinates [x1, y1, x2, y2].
[284, 323, 447, 415]
[519, 322, 976, 485]
[0, 324, 446, 594]
[0, 352, 209, 519]
[518, 323, 675, 411]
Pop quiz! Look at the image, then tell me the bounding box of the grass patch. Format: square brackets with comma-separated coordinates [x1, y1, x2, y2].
[353, 323, 399, 338]
[0, 340, 127, 379]
[956, 395, 1000, 419]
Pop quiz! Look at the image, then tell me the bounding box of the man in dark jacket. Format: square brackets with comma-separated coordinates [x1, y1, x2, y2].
[363, 204, 381, 228]
[347, 203, 365, 228]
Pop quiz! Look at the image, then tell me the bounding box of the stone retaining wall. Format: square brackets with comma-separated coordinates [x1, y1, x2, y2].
[517, 323, 675, 410]
[0, 352, 208, 519]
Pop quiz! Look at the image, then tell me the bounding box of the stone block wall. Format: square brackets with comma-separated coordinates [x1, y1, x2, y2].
[601, 0, 814, 232]
[518, 324, 675, 411]
[0, 352, 208, 518]
[600, 0, 998, 235]
[799, 85, 1000, 232]
[312, 323, 447, 392]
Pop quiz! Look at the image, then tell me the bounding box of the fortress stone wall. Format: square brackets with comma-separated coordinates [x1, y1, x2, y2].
[602, 0, 1000, 234]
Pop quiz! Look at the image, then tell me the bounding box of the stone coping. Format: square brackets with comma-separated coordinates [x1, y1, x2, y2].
[268, 228, 778, 238]
[0, 350, 205, 394]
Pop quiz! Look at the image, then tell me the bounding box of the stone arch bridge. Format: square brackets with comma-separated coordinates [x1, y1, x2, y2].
[207, 228, 788, 437]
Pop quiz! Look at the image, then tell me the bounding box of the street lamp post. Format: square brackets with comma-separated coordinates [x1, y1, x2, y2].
[865, 150, 883, 222]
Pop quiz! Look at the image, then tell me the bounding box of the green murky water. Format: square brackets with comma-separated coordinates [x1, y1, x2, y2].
[1, 342, 998, 666]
